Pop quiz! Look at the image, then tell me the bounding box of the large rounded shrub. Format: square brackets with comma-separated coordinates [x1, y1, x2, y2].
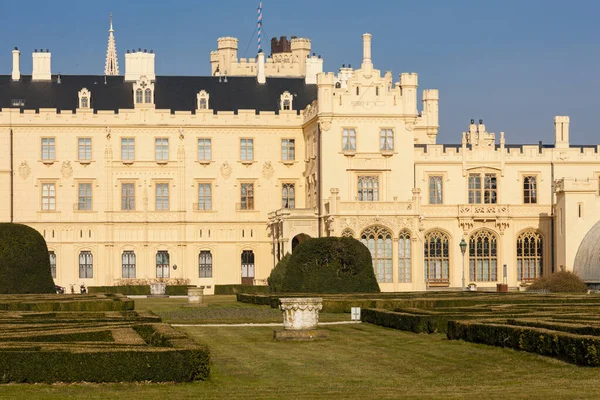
[0, 223, 55, 294]
[268, 253, 291, 293]
[280, 237, 380, 293]
[528, 271, 588, 293]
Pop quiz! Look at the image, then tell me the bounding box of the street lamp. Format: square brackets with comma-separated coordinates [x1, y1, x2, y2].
[459, 238, 467, 291]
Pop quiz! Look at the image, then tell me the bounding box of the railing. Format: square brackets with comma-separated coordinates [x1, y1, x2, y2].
[338, 201, 413, 212]
[421, 204, 552, 218]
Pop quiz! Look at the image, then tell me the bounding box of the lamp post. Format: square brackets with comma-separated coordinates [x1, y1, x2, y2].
[459, 238, 467, 291]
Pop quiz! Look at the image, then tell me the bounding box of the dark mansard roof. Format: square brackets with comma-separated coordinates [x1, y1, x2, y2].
[0, 75, 317, 113]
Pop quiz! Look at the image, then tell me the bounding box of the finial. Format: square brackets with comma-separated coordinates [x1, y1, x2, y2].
[109, 12, 113, 32]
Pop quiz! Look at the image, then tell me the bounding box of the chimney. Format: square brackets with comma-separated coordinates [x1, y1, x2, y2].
[554, 116, 570, 149]
[257, 51, 266, 84]
[124, 49, 156, 81]
[12, 47, 20, 81]
[362, 33, 373, 78]
[32, 49, 51, 81]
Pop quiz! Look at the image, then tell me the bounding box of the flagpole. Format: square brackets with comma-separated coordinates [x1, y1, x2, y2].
[257, 1, 263, 53]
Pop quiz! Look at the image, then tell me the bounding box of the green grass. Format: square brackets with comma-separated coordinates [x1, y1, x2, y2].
[2, 296, 600, 398]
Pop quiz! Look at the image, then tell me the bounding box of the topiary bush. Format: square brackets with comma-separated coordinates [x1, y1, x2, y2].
[528, 271, 588, 293]
[0, 223, 55, 294]
[280, 237, 380, 293]
[268, 253, 291, 293]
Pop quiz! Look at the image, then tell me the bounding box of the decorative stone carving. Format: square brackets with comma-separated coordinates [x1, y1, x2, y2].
[18, 161, 30, 179]
[262, 161, 274, 179]
[61, 161, 73, 179]
[150, 282, 166, 296]
[280, 298, 323, 330]
[405, 122, 415, 131]
[320, 120, 332, 131]
[220, 161, 232, 179]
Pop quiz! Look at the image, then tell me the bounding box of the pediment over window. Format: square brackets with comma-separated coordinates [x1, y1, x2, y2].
[280, 91, 293, 111]
[78, 88, 91, 109]
[197, 90, 210, 110]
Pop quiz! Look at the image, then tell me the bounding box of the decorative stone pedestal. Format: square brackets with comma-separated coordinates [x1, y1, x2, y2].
[150, 282, 167, 297]
[274, 297, 328, 341]
[183, 287, 207, 307]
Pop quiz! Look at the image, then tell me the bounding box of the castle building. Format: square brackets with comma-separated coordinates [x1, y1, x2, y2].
[0, 20, 599, 293]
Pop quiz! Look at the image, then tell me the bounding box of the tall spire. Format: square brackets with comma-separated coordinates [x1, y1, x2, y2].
[104, 13, 119, 76]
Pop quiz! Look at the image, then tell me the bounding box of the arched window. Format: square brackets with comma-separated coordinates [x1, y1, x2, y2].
[144, 88, 152, 103]
[424, 230, 450, 284]
[49, 251, 56, 279]
[135, 89, 143, 104]
[78, 88, 91, 109]
[197, 90, 210, 110]
[199, 251, 212, 278]
[341, 228, 354, 238]
[79, 251, 93, 279]
[156, 251, 170, 278]
[361, 226, 392, 283]
[241, 250, 255, 285]
[398, 230, 411, 283]
[517, 230, 543, 281]
[81, 96, 89, 108]
[469, 230, 498, 282]
[122, 251, 136, 279]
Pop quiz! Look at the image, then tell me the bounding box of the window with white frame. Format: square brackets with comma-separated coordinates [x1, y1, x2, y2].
[198, 139, 211, 161]
[41, 138, 55, 161]
[144, 88, 152, 103]
[469, 230, 498, 282]
[240, 183, 254, 210]
[342, 129, 356, 152]
[424, 230, 450, 284]
[358, 176, 379, 201]
[199, 251, 212, 278]
[523, 176, 537, 204]
[78, 88, 91, 109]
[280, 91, 293, 111]
[517, 230, 543, 281]
[42, 183, 56, 211]
[49, 251, 56, 279]
[155, 183, 169, 211]
[281, 139, 295, 161]
[121, 138, 135, 161]
[121, 183, 135, 211]
[468, 173, 497, 204]
[429, 176, 443, 204]
[155, 138, 169, 161]
[380, 129, 394, 151]
[197, 183, 212, 210]
[398, 230, 411, 283]
[78, 138, 92, 161]
[79, 251, 93, 279]
[77, 183, 92, 211]
[156, 251, 170, 278]
[122, 251, 136, 279]
[282, 183, 295, 209]
[361, 226, 392, 283]
[135, 89, 143, 104]
[197, 90, 209, 110]
[240, 139, 254, 161]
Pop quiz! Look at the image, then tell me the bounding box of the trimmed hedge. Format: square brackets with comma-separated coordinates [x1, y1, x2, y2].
[281, 237, 380, 293]
[0, 294, 134, 312]
[267, 253, 291, 293]
[88, 285, 193, 296]
[361, 308, 447, 333]
[447, 320, 600, 366]
[215, 285, 270, 295]
[0, 223, 55, 294]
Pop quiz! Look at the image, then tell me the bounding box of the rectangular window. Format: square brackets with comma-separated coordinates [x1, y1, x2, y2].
[429, 176, 443, 204]
[468, 173, 497, 204]
[240, 139, 254, 161]
[121, 183, 135, 211]
[78, 138, 92, 161]
[484, 174, 497, 204]
[241, 250, 255, 285]
[281, 139, 295, 161]
[197, 138, 212, 161]
[156, 251, 170, 278]
[282, 183, 295, 209]
[342, 129, 356, 152]
[197, 183, 212, 210]
[77, 183, 92, 211]
[380, 129, 394, 151]
[49, 251, 56, 279]
[199, 251, 213, 278]
[523, 176, 537, 204]
[122, 251, 136, 279]
[240, 183, 254, 210]
[79, 251, 93, 279]
[121, 138, 135, 161]
[41, 138, 55, 161]
[156, 183, 169, 211]
[468, 174, 481, 204]
[155, 138, 169, 161]
[42, 183, 56, 211]
[358, 176, 379, 201]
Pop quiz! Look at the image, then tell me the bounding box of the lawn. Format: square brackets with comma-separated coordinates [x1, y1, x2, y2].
[1, 296, 600, 399]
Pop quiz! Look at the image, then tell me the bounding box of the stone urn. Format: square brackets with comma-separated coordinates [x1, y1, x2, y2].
[279, 298, 323, 330]
[185, 286, 207, 307]
[150, 282, 166, 296]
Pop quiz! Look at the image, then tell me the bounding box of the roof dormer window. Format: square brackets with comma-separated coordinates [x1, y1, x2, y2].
[135, 89, 143, 104]
[133, 76, 154, 107]
[144, 88, 152, 103]
[197, 90, 209, 110]
[78, 88, 91, 109]
[280, 91, 293, 111]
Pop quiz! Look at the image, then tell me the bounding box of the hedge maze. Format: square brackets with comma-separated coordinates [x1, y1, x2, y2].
[0, 294, 210, 383]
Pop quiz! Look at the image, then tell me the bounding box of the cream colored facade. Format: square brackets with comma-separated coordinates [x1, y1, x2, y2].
[1, 31, 600, 293]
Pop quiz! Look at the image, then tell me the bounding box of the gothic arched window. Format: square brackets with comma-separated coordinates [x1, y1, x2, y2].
[341, 228, 354, 238]
[424, 230, 450, 284]
[469, 230, 498, 282]
[135, 89, 143, 104]
[144, 88, 152, 103]
[517, 230, 543, 281]
[398, 230, 411, 283]
[361, 226, 392, 283]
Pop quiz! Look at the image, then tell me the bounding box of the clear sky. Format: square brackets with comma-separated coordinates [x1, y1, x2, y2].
[2, 0, 599, 144]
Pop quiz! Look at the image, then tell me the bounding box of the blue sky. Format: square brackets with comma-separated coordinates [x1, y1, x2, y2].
[2, 0, 599, 144]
